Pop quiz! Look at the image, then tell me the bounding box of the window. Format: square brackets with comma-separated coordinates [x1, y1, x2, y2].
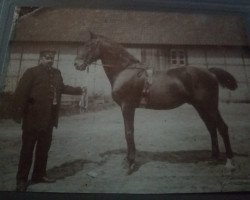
[170, 49, 186, 66]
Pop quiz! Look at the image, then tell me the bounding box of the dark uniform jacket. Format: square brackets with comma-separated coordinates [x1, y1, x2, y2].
[12, 65, 82, 131]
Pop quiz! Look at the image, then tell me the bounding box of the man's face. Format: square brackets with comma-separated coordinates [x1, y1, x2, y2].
[39, 54, 54, 67]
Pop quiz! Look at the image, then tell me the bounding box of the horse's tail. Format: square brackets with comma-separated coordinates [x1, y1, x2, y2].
[208, 67, 238, 90]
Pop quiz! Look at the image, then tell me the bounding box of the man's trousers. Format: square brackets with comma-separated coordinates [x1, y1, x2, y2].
[16, 126, 53, 183]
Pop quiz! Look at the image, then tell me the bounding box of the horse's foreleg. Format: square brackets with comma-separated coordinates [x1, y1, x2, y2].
[121, 104, 136, 170]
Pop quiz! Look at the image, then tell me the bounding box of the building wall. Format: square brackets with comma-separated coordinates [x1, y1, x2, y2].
[188, 46, 250, 102]
[4, 43, 250, 102]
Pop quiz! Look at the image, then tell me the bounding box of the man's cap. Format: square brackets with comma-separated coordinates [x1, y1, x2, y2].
[39, 50, 56, 58]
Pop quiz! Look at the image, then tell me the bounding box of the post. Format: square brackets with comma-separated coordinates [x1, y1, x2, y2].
[0, 2, 16, 92]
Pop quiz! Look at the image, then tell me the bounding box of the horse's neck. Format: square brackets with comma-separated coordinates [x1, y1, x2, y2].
[102, 66, 120, 86]
[99, 43, 139, 86]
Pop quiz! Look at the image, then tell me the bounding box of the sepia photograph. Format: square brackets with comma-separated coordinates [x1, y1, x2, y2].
[0, 2, 250, 196]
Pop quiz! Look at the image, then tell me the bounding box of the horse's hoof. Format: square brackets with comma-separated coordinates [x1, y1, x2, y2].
[122, 157, 134, 167]
[127, 162, 136, 175]
[122, 157, 129, 169]
[225, 158, 236, 171]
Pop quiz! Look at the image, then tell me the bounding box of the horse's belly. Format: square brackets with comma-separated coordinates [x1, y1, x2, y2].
[145, 82, 188, 110]
[146, 95, 185, 110]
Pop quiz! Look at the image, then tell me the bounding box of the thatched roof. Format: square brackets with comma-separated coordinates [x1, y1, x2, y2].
[13, 8, 248, 46]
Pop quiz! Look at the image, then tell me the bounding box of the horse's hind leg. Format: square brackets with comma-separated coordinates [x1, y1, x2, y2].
[121, 104, 136, 171]
[194, 104, 235, 168]
[194, 105, 220, 159]
[216, 112, 235, 169]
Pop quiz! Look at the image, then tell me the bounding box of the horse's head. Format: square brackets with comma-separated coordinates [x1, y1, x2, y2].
[74, 33, 100, 71]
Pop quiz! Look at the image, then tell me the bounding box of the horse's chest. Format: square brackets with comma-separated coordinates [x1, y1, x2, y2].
[111, 70, 145, 103]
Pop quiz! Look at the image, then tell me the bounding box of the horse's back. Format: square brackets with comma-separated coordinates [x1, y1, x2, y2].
[167, 66, 218, 91]
[146, 66, 218, 109]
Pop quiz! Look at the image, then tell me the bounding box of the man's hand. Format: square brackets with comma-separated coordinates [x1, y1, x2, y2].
[81, 86, 87, 94]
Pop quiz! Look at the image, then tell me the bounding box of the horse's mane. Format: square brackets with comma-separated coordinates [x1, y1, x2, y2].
[97, 35, 140, 65]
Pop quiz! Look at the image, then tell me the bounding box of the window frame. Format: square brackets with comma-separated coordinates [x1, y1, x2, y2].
[170, 49, 187, 66]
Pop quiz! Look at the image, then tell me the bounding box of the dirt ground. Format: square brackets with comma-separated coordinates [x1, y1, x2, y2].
[0, 103, 250, 193]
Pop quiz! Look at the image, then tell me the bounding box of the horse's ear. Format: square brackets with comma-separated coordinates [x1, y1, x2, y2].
[89, 32, 97, 39]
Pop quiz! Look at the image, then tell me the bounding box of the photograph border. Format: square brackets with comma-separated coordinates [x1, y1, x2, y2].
[1, 0, 250, 199]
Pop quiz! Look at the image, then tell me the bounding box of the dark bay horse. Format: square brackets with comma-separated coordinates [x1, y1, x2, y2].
[74, 33, 238, 172]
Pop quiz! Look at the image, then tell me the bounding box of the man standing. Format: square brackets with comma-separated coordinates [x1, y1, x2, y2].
[12, 50, 83, 191]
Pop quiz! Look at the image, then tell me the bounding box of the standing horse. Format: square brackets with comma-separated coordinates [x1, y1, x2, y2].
[74, 33, 237, 172]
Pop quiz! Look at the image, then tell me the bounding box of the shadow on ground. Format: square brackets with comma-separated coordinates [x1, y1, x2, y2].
[100, 149, 248, 174]
[46, 159, 98, 180]
[45, 150, 248, 180]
